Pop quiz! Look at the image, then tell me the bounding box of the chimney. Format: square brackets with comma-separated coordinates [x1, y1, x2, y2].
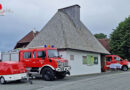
[59, 5, 81, 28]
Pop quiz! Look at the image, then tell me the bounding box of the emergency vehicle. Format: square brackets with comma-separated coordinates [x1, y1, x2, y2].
[105, 55, 130, 71]
[0, 61, 27, 84]
[1, 45, 71, 81]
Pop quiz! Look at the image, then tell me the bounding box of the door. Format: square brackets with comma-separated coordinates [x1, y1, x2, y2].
[101, 55, 106, 72]
[23, 51, 33, 67]
[33, 50, 46, 67]
[114, 56, 122, 64]
[106, 56, 112, 66]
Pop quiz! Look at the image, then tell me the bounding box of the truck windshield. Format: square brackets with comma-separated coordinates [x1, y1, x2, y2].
[47, 50, 59, 58]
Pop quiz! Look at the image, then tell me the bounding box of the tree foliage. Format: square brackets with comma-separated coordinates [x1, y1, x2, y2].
[110, 16, 130, 60]
[94, 33, 107, 39]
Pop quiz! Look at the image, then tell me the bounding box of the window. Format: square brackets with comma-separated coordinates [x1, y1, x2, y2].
[70, 55, 74, 60]
[47, 50, 59, 58]
[83, 55, 98, 65]
[114, 56, 121, 61]
[24, 52, 31, 59]
[83, 56, 87, 64]
[37, 51, 46, 58]
[87, 55, 94, 66]
[94, 57, 98, 64]
[106, 57, 112, 62]
[33, 52, 36, 58]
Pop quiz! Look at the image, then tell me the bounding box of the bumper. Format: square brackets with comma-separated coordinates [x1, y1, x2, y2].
[56, 66, 71, 72]
[3, 73, 27, 81]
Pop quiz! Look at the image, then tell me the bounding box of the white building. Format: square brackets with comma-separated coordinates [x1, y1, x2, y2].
[27, 5, 109, 76]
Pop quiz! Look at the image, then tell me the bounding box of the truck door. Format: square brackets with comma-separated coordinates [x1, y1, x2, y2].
[23, 51, 33, 67]
[33, 51, 46, 67]
[106, 57, 112, 67]
[114, 56, 122, 63]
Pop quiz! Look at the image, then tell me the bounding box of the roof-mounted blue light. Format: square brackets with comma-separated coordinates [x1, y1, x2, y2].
[44, 45, 47, 48]
[51, 45, 54, 48]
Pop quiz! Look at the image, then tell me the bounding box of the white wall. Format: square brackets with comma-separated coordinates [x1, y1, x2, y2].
[59, 50, 101, 76]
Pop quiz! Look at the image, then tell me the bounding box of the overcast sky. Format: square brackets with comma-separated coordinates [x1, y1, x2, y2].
[0, 0, 130, 51]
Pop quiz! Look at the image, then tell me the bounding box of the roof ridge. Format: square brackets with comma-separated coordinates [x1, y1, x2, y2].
[58, 4, 80, 11]
[59, 10, 77, 28]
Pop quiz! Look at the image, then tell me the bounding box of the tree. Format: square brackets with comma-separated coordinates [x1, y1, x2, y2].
[94, 33, 107, 39]
[110, 16, 130, 60]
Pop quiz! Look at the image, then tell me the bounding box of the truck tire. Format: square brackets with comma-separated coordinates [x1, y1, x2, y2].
[0, 77, 6, 84]
[122, 65, 128, 71]
[41, 68, 56, 81]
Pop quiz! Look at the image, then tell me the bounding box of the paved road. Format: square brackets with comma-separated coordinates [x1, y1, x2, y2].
[1, 71, 130, 90]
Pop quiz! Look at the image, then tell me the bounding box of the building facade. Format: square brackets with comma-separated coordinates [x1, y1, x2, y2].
[25, 5, 110, 75]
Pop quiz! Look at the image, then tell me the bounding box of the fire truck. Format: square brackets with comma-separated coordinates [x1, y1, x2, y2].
[0, 61, 27, 84]
[1, 46, 71, 81]
[105, 55, 130, 71]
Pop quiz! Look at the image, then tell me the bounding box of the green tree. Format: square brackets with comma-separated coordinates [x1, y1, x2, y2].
[110, 16, 130, 60]
[94, 33, 107, 39]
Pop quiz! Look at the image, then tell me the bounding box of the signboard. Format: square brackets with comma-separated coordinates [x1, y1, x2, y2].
[0, 3, 13, 16]
[0, 3, 4, 16]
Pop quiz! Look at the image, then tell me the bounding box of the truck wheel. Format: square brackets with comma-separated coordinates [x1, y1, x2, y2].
[0, 77, 6, 84]
[41, 68, 56, 81]
[122, 66, 128, 71]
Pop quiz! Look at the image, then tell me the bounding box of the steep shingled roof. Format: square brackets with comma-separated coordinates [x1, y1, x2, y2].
[27, 5, 110, 54]
[98, 39, 110, 52]
[14, 30, 39, 49]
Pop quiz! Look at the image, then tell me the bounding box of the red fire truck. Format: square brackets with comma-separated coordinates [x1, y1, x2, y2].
[1, 46, 71, 81]
[0, 61, 27, 84]
[105, 55, 130, 71]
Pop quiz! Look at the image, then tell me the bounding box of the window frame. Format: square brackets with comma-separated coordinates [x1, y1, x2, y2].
[106, 57, 112, 62]
[86, 55, 94, 66]
[82, 56, 87, 64]
[94, 56, 98, 64]
[24, 52, 32, 59]
[33, 51, 36, 58]
[37, 51, 46, 58]
[114, 56, 121, 61]
[70, 55, 74, 60]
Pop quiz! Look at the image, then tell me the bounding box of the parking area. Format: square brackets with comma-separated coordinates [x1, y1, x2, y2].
[0, 71, 125, 90]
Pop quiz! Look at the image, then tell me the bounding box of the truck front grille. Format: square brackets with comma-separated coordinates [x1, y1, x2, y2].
[63, 62, 68, 67]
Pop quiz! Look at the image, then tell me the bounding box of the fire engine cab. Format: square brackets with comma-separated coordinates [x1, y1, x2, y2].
[1, 46, 71, 81]
[105, 55, 130, 71]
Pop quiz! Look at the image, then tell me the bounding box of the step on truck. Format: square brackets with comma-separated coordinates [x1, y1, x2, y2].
[105, 55, 130, 71]
[0, 61, 27, 84]
[1, 46, 71, 81]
